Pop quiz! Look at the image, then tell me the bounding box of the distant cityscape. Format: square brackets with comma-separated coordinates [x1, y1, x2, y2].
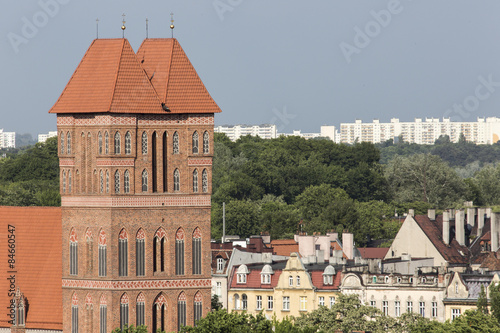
[215, 116, 500, 145]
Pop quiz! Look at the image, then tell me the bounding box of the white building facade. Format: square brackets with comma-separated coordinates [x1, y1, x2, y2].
[215, 124, 278, 141]
[0, 129, 15, 148]
[37, 131, 58, 143]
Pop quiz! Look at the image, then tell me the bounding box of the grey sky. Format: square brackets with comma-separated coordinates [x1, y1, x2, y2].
[1, 0, 500, 136]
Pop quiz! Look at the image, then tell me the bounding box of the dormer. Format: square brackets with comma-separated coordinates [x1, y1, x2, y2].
[216, 257, 225, 273]
[261, 264, 273, 284]
[236, 264, 249, 284]
[323, 265, 336, 285]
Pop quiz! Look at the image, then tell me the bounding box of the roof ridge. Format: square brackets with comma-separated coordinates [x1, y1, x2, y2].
[108, 39, 126, 112]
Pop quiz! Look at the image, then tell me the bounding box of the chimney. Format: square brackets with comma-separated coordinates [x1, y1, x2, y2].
[443, 211, 450, 245]
[478, 208, 486, 235]
[486, 208, 492, 218]
[492, 212, 499, 252]
[342, 232, 354, 260]
[467, 207, 476, 227]
[455, 210, 465, 246]
[408, 209, 415, 217]
[428, 209, 436, 220]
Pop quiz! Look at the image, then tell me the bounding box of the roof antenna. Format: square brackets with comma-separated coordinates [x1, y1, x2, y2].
[170, 12, 175, 38]
[121, 13, 126, 38]
[146, 18, 149, 39]
[96, 18, 99, 39]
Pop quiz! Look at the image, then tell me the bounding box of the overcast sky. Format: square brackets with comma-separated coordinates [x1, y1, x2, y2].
[1, 0, 500, 136]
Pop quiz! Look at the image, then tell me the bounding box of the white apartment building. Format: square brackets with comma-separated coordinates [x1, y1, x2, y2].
[0, 129, 15, 148]
[340, 117, 500, 145]
[38, 131, 58, 143]
[281, 126, 339, 142]
[214, 124, 278, 141]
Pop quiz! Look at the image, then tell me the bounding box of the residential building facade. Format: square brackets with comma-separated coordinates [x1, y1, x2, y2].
[214, 124, 277, 141]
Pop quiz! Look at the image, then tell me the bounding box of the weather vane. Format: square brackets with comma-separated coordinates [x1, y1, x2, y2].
[121, 13, 126, 38]
[96, 18, 99, 39]
[170, 13, 175, 38]
[146, 18, 149, 39]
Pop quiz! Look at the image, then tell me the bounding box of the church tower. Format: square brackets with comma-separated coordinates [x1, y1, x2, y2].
[49, 38, 220, 332]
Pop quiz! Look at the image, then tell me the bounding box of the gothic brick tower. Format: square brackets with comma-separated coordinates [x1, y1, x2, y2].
[49, 38, 220, 332]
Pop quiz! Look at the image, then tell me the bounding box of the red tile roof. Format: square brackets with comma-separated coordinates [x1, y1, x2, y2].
[230, 263, 285, 289]
[50, 38, 221, 115]
[270, 239, 298, 257]
[0, 207, 62, 330]
[358, 247, 389, 259]
[310, 270, 341, 290]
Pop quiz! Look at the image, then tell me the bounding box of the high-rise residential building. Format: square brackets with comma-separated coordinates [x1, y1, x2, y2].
[0, 129, 16, 148]
[340, 117, 500, 145]
[38, 131, 58, 143]
[214, 124, 277, 141]
[49, 37, 220, 333]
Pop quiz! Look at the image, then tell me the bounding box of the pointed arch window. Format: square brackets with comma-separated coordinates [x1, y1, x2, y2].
[136, 229, 145, 276]
[175, 228, 185, 275]
[193, 169, 199, 192]
[203, 131, 209, 154]
[105, 171, 109, 193]
[124, 170, 130, 193]
[173, 132, 179, 154]
[60, 132, 65, 154]
[98, 230, 107, 277]
[142, 170, 148, 192]
[70, 229, 78, 275]
[115, 171, 120, 193]
[120, 294, 129, 330]
[192, 228, 202, 275]
[136, 293, 145, 327]
[192, 131, 199, 154]
[62, 170, 67, 193]
[98, 132, 103, 154]
[141, 131, 148, 154]
[68, 171, 72, 193]
[125, 132, 131, 155]
[99, 295, 107, 333]
[202, 169, 208, 193]
[174, 169, 180, 192]
[153, 294, 167, 333]
[114, 132, 121, 154]
[178, 293, 187, 331]
[119, 230, 128, 276]
[67, 132, 72, 154]
[154, 228, 166, 273]
[104, 132, 109, 154]
[100, 170, 104, 193]
[194, 292, 202, 326]
[71, 294, 78, 333]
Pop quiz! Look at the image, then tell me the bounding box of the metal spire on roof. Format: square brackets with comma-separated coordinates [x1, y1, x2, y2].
[146, 18, 149, 39]
[170, 13, 175, 38]
[96, 18, 99, 39]
[121, 13, 126, 38]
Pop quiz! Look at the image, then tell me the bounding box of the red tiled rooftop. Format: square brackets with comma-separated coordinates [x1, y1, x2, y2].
[358, 247, 389, 259]
[270, 239, 298, 257]
[230, 266, 283, 289]
[0, 207, 62, 330]
[310, 271, 341, 290]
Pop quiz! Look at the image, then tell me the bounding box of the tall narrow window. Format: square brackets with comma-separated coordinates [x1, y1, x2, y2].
[86, 230, 93, 274]
[63, 171, 67, 193]
[61, 132, 65, 154]
[431, 301, 438, 318]
[114, 132, 121, 154]
[142, 132, 148, 154]
[152, 132, 157, 192]
[174, 169, 180, 192]
[67, 132, 72, 154]
[136, 229, 145, 276]
[256, 295, 262, 310]
[104, 132, 109, 154]
[125, 132, 131, 155]
[105, 171, 110, 193]
[162, 132, 168, 192]
[99, 295, 107, 333]
[98, 230, 107, 277]
[154, 228, 166, 273]
[192, 228, 202, 275]
[124, 170, 130, 194]
[142, 170, 148, 192]
[99, 170, 104, 193]
[383, 300, 389, 315]
[70, 229, 78, 275]
[154, 295, 167, 333]
[202, 169, 208, 193]
[407, 301, 413, 313]
[114, 171, 120, 193]
[98, 132, 103, 154]
[71, 294, 78, 333]
[194, 292, 202, 326]
[268, 296, 273, 310]
[203, 131, 209, 154]
[419, 301, 425, 317]
[192, 131, 199, 154]
[173, 132, 179, 154]
[120, 294, 129, 330]
[68, 171, 72, 193]
[178, 293, 186, 331]
[242, 294, 248, 309]
[119, 229, 128, 276]
[193, 169, 198, 192]
[136, 293, 145, 327]
[282, 296, 290, 310]
[175, 228, 185, 275]
[395, 300, 401, 317]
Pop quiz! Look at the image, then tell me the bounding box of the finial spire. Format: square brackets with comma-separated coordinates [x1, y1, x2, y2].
[96, 18, 99, 39]
[121, 13, 126, 38]
[146, 18, 149, 39]
[170, 12, 175, 38]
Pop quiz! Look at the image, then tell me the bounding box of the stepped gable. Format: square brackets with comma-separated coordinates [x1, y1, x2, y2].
[49, 39, 163, 114]
[0, 207, 62, 330]
[137, 38, 221, 114]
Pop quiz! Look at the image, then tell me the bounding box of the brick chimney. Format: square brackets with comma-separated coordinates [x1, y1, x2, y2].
[456, 209, 465, 246]
[478, 207, 486, 235]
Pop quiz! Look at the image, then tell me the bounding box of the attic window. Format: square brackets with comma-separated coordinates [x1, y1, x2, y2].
[216, 258, 224, 272]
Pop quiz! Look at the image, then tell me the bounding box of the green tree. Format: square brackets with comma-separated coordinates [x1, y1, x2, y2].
[448, 309, 500, 333]
[473, 164, 500, 206]
[180, 309, 272, 333]
[211, 294, 222, 311]
[490, 282, 500, 323]
[294, 184, 349, 221]
[111, 324, 151, 333]
[478, 284, 489, 314]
